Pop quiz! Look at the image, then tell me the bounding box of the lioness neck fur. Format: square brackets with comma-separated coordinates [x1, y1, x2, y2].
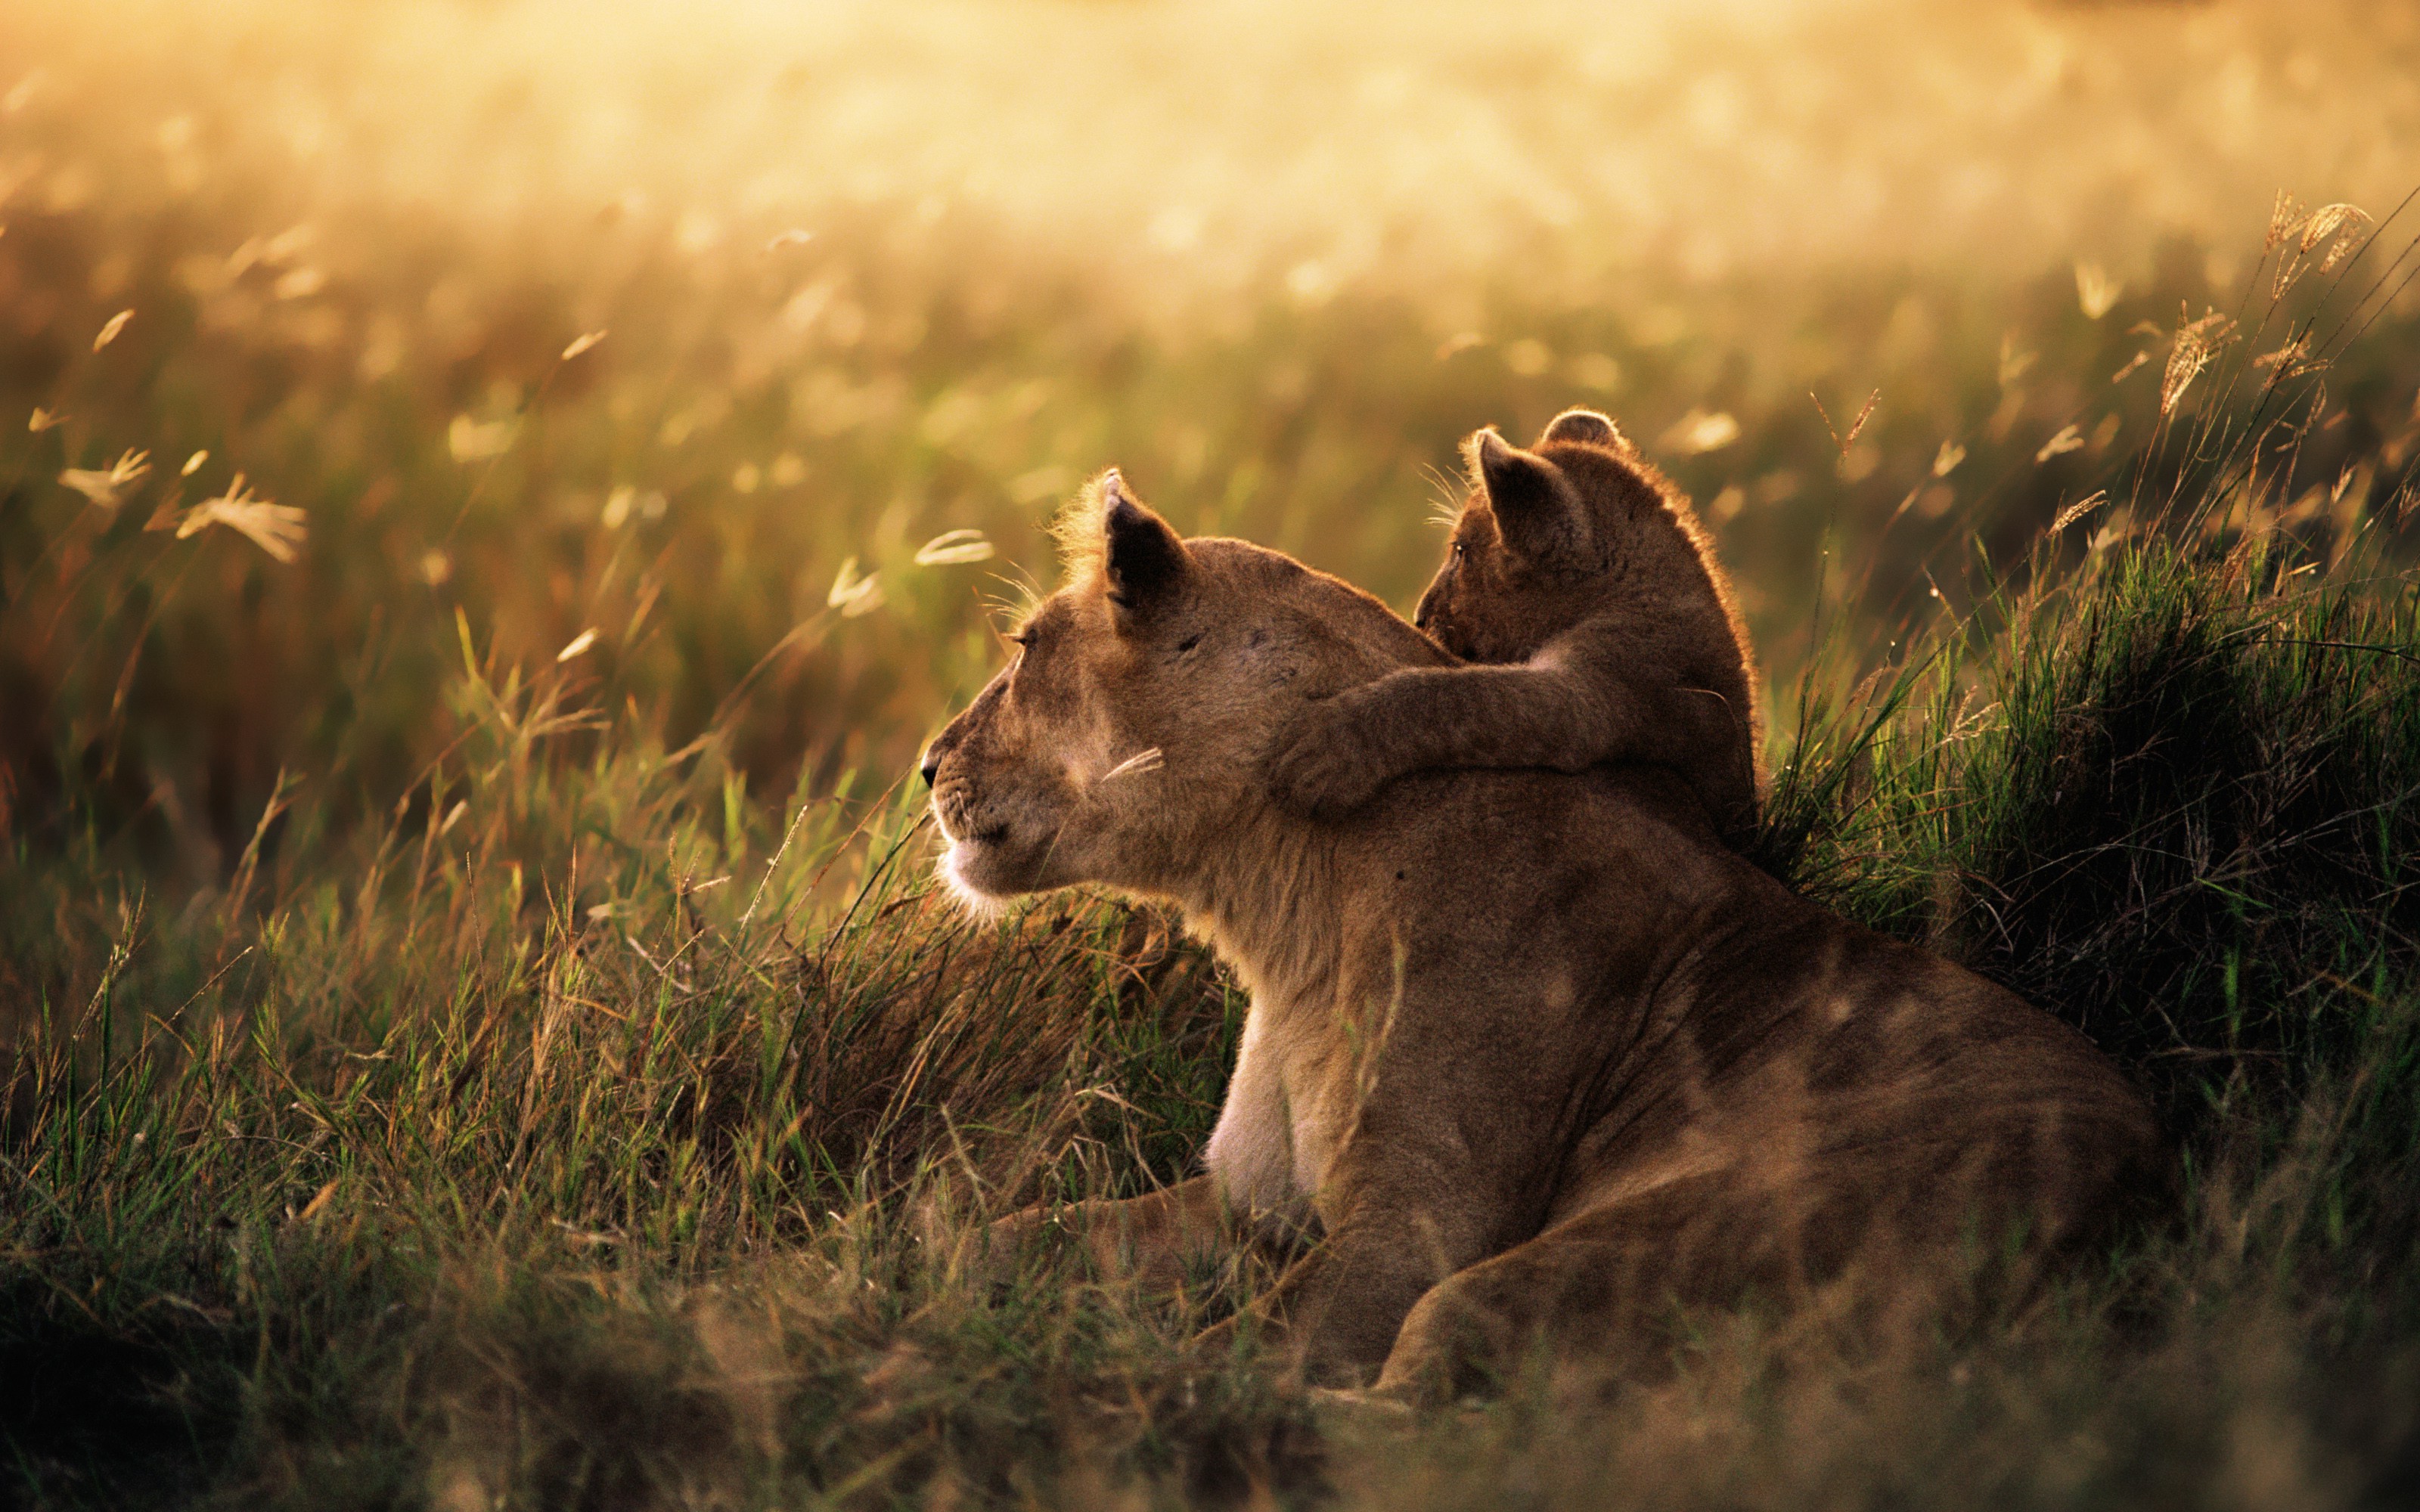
[923, 474, 2160, 1399]
[1269, 407, 1763, 844]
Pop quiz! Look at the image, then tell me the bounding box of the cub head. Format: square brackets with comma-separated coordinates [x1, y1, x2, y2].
[1413, 407, 1709, 662]
[920, 472, 1441, 908]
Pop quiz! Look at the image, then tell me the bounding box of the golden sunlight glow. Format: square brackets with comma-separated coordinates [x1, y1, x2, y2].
[8, 0, 2418, 318]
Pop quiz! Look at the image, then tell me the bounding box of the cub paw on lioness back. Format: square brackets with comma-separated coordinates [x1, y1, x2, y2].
[1268, 407, 1762, 844]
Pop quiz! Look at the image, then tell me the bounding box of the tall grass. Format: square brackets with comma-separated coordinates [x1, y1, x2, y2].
[8, 287, 2420, 1504]
[7, 511, 2420, 1507]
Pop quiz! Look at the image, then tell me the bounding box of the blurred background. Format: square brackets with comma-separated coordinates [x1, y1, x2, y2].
[4, 0, 2418, 887]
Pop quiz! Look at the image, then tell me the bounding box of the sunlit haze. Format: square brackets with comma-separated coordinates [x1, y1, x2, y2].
[11, 0, 2419, 313]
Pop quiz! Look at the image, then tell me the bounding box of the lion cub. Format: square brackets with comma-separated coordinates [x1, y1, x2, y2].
[1270, 407, 1763, 841]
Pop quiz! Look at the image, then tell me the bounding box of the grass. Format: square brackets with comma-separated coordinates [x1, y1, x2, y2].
[8, 283, 2420, 1507]
[8, 4, 2420, 1504]
[9, 514, 2420, 1507]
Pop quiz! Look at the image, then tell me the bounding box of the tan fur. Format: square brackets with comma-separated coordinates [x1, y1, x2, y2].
[921, 476, 2161, 1399]
[1268, 408, 1764, 844]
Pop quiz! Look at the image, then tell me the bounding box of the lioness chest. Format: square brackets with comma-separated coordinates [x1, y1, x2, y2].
[1199, 981, 1361, 1216]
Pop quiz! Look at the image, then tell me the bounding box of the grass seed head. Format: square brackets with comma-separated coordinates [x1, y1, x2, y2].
[177, 473, 308, 562]
[914, 529, 995, 566]
[2161, 306, 2237, 417]
[2049, 491, 2106, 536]
[2298, 202, 2371, 266]
[827, 556, 884, 617]
[2035, 425, 2085, 463]
[58, 448, 151, 510]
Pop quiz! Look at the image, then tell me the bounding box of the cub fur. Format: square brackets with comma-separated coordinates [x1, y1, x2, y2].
[1269, 407, 1762, 842]
[921, 474, 2159, 1399]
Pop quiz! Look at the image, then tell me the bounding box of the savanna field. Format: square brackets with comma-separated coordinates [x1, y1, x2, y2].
[5, 0, 2420, 1505]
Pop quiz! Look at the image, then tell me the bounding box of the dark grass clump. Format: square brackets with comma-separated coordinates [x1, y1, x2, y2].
[1761, 531, 2420, 1136]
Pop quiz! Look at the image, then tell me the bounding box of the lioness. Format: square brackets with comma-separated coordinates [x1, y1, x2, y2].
[1269, 408, 1762, 843]
[922, 474, 2158, 1399]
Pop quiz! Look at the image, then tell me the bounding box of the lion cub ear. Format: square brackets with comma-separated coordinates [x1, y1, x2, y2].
[1539, 407, 1621, 450]
[1469, 429, 1591, 566]
[1099, 470, 1190, 621]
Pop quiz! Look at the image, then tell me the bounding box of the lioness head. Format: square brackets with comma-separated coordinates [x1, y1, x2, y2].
[1413, 407, 1714, 662]
[921, 472, 1441, 906]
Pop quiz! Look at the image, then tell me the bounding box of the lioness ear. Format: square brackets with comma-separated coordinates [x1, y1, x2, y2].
[1469, 429, 1590, 565]
[1540, 407, 1621, 450]
[1099, 470, 1189, 620]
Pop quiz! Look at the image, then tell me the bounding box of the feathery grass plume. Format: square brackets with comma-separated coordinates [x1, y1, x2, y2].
[2254, 333, 2316, 376]
[826, 556, 884, 616]
[175, 472, 307, 561]
[2160, 305, 2237, 417]
[2266, 197, 2375, 298]
[560, 330, 607, 360]
[913, 528, 995, 566]
[179, 448, 207, 476]
[2264, 187, 2301, 251]
[554, 628, 598, 662]
[27, 406, 65, 432]
[92, 308, 132, 351]
[2034, 425, 2084, 463]
[57, 448, 150, 510]
[1931, 441, 1965, 477]
[2299, 203, 2371, 270]
[2048, 491, 2105, 535]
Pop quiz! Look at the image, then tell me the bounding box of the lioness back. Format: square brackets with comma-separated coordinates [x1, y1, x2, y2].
[1370, 761, 2158, 1263]
[1269, 408, 1764, 843]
